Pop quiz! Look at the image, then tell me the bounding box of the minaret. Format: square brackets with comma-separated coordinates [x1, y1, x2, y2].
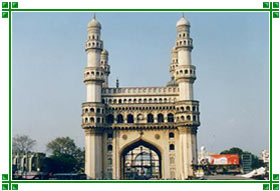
[167, 47, 178, 86]
[85, 14, 103, 102]
[175, 14, 195, 100]
[100, 49, 110, 88]
[174, 14, 200, 179]
[82, 15, 105, 179]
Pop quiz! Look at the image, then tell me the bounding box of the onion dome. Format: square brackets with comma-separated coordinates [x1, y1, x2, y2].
[101, 49, 109, 55]
[176, 16, 190, 27]
[87, 14, 101, 29]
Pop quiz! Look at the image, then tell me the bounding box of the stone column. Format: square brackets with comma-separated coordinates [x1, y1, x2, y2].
[85, 129, 103, 179]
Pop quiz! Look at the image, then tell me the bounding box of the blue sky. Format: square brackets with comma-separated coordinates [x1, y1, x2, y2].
[12, 12, 269, 156]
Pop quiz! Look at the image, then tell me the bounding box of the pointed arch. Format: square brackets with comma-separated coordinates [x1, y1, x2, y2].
[120, 139, 162, 180]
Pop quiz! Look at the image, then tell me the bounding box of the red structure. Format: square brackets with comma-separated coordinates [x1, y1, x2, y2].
[210, 154, 239, 165]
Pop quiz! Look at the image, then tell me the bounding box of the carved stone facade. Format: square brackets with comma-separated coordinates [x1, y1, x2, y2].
[12, 153, 46, 173]
[81, 15, 200, 180]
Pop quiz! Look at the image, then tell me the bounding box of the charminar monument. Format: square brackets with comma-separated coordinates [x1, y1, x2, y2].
[81, 14, 200, 180]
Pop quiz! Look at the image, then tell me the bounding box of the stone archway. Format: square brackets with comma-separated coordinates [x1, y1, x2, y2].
[120, 140, 161, 180]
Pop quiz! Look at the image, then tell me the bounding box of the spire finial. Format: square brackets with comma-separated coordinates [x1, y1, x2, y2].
[182, 12, 184, 18]
[94, 12, 96, 19]
[116, 78, 119, 88]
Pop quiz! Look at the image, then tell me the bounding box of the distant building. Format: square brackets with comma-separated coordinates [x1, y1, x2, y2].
[241, 154, 252, 173]
[262, 150, 269, 164]
[12, 153, 46, 174]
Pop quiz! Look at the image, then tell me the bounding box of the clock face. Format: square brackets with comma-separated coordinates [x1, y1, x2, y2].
[137, 114, 143, 120]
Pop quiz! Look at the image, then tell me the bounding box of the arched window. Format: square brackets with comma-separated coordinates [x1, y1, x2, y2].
[127, 114, 134, 123]
[90, 108, 94, 112]
[119, 99, 122, 104]
[157, 113, 164, 123]
[90, 117, 94, 122]
[107, 145, 113, 151]
[187, 115, 191, 120]
[186, 106, 190, 111]
[117, 114, 124, 123]
[193, 115, 196, 121]
[192, 106, 196, 111]
[107, 133, 113, 139]
[169, 144, 175, 151]
[85, 108, 88, 113]
[97, 117, 100, 123]
[85, 118, 88, 123]
[147, 114, 154, 123]
[97, 108, 100, 113]
[106, 114, 114, 124]
[167, 113, 174, 122]
[169, 132, 174, 138]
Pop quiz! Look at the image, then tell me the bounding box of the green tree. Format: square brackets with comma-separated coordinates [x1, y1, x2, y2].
[12, 135, 36, 154]
[220, 147, 243, 156]
[46, 137, 84, 173]
[47, 136, 77, 156]
[74, 148, 85, 173]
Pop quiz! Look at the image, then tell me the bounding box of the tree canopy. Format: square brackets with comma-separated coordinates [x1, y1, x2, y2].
[47, 136, 77, 156]
[46, 137, 84, 173]
[220, 147, 243, 155]
[12, 135, 36, 154]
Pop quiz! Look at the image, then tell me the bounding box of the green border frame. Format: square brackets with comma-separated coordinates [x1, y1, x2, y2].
[1, 1, 280, 190]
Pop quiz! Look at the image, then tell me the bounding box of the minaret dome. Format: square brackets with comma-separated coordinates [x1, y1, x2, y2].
[87, 17, 101, 29]
[101, 49, 109, 55]
[176, 16, 190, 27]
